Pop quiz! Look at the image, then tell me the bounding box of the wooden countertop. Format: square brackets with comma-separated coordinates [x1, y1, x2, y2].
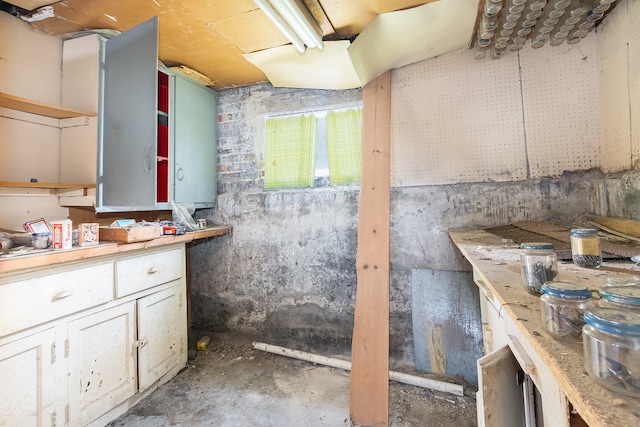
[0, 226, 231, 274]
[449, 228, 640, 427]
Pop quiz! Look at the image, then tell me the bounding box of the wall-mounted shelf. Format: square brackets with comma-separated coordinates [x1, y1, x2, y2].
[0, 92, 96, 119]
[0, 181, 95, 190]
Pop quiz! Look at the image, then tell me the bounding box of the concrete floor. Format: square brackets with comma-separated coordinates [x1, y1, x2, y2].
[107, 333, 477, 427]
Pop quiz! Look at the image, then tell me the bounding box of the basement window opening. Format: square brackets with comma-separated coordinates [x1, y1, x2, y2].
[264, 106, 362, 189]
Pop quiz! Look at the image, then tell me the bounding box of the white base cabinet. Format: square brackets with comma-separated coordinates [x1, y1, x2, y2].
[0, 328, 62, 426]
[137, 285, 186, 391]
[67, 302, 137, 426]
[0, 243, 187, 427]
[474, 271, 569, 427]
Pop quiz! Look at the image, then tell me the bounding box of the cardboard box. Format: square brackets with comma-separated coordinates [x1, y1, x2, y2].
[50, 219, 73, 250]
[99, 225, 162, 243]
[23, 218, 51, 234]
[78, 223, 99, 246]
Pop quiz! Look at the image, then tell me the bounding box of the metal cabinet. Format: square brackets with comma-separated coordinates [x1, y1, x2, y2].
[99, 17, 159, 211]
[170, 73, 218, 209]
[61, 17, 217, 212]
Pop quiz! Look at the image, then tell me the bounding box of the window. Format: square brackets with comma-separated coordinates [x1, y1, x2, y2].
[264, 107, 362, 189]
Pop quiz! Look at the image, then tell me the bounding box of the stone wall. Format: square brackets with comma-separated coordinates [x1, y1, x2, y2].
[189, 82, 624, 385]
[192, 83, 362, 354]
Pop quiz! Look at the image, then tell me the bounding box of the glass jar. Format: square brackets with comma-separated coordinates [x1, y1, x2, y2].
[570, 228, 602, 268]
[606, 274, 640, 287]
[599, 286, 640, 311]
[31, 232, 50, 249]
[540, 281, 594, 342]
[583, 308, 640, 397]
[520, 242, 558, 294]
[484, 0, 503, 16]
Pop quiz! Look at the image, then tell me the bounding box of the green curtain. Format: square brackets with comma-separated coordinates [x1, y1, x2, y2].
[326, 109, 362, 185]
[264, 115, 316, 188]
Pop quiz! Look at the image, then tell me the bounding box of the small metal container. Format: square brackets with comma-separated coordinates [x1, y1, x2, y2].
[583, 308, 640, 397]
[520, 242, 558, 294]
[540, 281, 593, 342]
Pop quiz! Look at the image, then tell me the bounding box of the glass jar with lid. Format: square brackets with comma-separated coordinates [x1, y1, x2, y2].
[540, 281, 594, 342]
[570, 228, 602, 268]
[606, 274, 640, 287]
[583, 308, 640, 397]
[599, 286, 640, 311]
[520, 242, 558, 294]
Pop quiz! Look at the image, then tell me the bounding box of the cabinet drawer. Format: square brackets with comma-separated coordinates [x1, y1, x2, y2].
[115, 247, 183, 297]
[0, 262, 114, 337]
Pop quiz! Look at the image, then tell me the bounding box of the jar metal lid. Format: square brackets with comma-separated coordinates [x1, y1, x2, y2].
[520, 242, 554, 250]
[541, 281, 592, 299]
[570, 228, 598, 235]
[599, 285, 640, 305]
[584, 308, 640, 336]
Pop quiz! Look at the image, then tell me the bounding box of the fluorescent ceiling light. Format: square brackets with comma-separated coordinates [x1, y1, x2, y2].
[254, 0, 324, 53]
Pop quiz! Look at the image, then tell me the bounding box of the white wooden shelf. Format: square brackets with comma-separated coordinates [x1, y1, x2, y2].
[0, 92, 96, 119]
[0, 181, 95, 190]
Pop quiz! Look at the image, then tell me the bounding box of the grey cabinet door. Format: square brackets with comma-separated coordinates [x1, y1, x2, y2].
[172, 75, 217, 207]
[97, 16, 158, 211]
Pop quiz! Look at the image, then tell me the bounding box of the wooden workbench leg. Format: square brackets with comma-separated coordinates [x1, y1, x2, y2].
[350, 71, 391, 427]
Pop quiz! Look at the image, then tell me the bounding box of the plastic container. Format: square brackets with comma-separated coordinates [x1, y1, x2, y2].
[570, 228, 602, 268]
[599, 286, 640, 311]
[520, 242, 558, 294]
[583, 308, 640, 397]
[540, 281, 594, 342]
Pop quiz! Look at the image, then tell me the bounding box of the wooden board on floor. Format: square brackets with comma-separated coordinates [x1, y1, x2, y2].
[350, 71, 391, 427]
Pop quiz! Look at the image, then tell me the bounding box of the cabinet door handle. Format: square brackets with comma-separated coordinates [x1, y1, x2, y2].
[144, 147, 153, 175]
[51, 288, 73, 301]
[147, 266, 159, 274]
[176, 166, 184, 182]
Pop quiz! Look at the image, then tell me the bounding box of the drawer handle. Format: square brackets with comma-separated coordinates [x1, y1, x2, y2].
[147, 266, 159, 274]
[51, 288, 73, 301]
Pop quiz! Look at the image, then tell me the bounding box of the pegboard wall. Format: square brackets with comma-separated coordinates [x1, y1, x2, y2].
[597, 0, 640, 171]
[597, 1, 633, 172]
[630, 0, 640, 168]
[391, 12, 640, 187]
[520, 35, 601, 177]
[391, 49, 527, 187]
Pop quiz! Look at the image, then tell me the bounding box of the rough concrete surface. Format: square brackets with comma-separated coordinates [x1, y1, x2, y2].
[193, 80, 621, 384]
[107, 333, 476, 427]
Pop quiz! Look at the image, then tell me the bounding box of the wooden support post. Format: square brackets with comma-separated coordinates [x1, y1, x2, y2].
[350, 71, 391, 427]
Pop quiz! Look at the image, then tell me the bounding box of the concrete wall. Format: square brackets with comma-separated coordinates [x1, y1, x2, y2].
[191, 85, 362, 355]
[190, 0, 640, 386]
[188, 80, 609, 382]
